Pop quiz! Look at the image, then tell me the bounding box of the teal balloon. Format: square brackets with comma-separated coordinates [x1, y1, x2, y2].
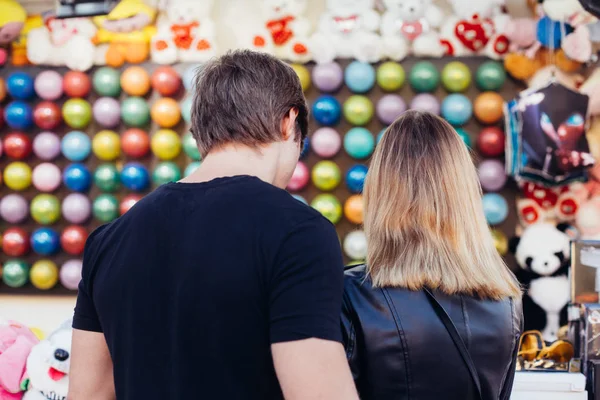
[292, 195, 307, 205]
[153, 162, 181, 185]
[184, 161, 201, 177]
[94, 164, 120, 192]
[409, 61, 440, 93]
[183, 133, 201, 160]
[93, 194, 119, 223]
[121, 97, 150, 127]
[476, 61, 506, 91]
[2, 259, 29, 288]
[344, 128, 375, 159]
[93, 67, 121, 97]
[455, 128, 472, 147]
[181, 97, 192, 124]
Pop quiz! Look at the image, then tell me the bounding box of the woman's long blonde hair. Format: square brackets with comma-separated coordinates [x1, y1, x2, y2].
[364, 111, 521, 300]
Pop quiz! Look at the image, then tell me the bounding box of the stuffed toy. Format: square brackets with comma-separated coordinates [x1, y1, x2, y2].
[0, 318, 39, 400]
[93, 0, 157, 67]
[380, 0, 445, 61]
[517, 182, 580, 226]
[10, 15, 43, 66]
[509, 223, 571, 342]
[439, 0, 511, 59]
[23, 319, 72, 400]
[504, 17, 538, 53]
[151, 0, 216, 64]
[310, 0, 383, 64]
[0, 0, 26, 66]
[244, 0, 312, 63]
[27, 12, 101, 71]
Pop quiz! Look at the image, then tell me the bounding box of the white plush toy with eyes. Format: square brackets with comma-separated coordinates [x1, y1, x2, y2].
[381, 0, 445, 61]
[310, 0, 383, 64]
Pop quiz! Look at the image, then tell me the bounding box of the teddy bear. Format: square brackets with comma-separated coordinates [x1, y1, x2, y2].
[380, 0, 445, 61]
[516, 182, 580, 226]
[310, 0, 383, 64]
[23, 319, 72, 400]
[439, 0, 511, 59]
[93, 0, 157, 67]
[509, 223, 571, 342]
[151, 0, 216, 64]
[26, 12, 102, 71]
[0, 318, 39, 400]
[0, 0, 26, 66]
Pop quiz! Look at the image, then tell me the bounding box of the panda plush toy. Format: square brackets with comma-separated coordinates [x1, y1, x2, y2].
[509, 223, 571, 342]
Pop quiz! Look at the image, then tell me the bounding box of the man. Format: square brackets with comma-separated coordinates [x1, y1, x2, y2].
[69, 50, 358, 400]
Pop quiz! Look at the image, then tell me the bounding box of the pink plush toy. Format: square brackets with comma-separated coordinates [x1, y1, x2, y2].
[0, 320, 39, 400]
[504, 17, 538, 52]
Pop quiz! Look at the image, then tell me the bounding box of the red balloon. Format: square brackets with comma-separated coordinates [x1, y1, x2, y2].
[60, 225, 88, 255]
[63, 71, 91, 98]
[2, 227, 30, 257]
[3, 131, 32, 160]
[34, 101, 62, 130]
[120, 194, 142, 215]
[477, 127, 505, 157]
[121, 128, 150, 158]
[0, 106, 4, 129]
[151, 66, 182, 97]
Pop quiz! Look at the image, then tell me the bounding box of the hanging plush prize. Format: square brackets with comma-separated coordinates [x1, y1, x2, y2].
[0, 0, 26, 66]
[516, 182, 580, 225]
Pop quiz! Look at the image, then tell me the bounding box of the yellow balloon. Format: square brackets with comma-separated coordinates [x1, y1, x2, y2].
[491, 229, 508, 256]
[92, 130, 121, 161]
[151, 129, 181, 160]
[291, 64, 311, 92]
[30, 260, 59, 290]
[3, 162, 32, 191]
[30, 327, 45, 340]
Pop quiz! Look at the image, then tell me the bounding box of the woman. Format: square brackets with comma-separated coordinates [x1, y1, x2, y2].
[342, 111, 522, 400]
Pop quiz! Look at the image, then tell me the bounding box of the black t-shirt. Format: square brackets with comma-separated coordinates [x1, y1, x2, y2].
[73, 176, 345, 399]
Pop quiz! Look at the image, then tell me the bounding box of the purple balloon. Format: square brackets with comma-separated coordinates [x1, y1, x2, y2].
[312, 127, 342, 158]
[62, 193, 91, 224]
[376, 95, 407, 125]
[93, 97, 121, 128]
[34, 70, 63, 101]
[312, 62, 343, 93]
[410, 93, 441, 115]
[33, 131, 61, 160]
[0, 194, 28, 223]
[60, 259, 83, 290]
[32, 163, 62, 192]
[478, 159, 507, 192]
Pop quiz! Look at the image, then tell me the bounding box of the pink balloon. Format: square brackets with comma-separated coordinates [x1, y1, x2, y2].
[410, 93, 440, 115]
[0, 140, 3, 157]
[287, 161, 310, 192]
[62, 193, 91, 224]
[313, 63, 344, 93]
[377, 94, 407, 125]
[478, 159, 507, 192]
[33, 131, 61, 160]
[0, 194, 28, 223]
[32, 163, 62, 192]
[34, 70, 64, 101]
[93, 97, 121, 128]
[311, 127, 342, 158]
[60, 259, 83, 290]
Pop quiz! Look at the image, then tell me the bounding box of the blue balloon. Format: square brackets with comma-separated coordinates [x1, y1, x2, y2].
[300, 136, 310, 159]
[377, 128, 386, 144]
[183, 64, 203, 91]
[312, 95, 341, 126]
[63, 163, 92, 192]
[292, 194, 307, 205]
[346, 164, 368, 193]
[537, 17, 573, 49]
[4, 101, 33, 130]
[441, 94, 472, 126]
[121, 162, 150, 192]
[344, 128, 375, 159]
[184, 161, 201, 177]
[482, 193, 508, 225]
[181, 96, 192, 124]
[345, 61, 376, 94]
[7, 72, 35, 100]
[62, 131, 92, 162]
[30, 227, 60, 255]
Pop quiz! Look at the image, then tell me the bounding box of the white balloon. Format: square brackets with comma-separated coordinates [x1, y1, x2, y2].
[343, 230, 367, 261]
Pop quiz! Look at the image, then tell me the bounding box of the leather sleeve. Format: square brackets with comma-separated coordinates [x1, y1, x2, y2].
[500, 296, 524, 400]
[341, 291, 361, 383]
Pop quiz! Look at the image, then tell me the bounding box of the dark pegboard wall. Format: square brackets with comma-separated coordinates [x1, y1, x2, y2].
[0, 56, 525, 296]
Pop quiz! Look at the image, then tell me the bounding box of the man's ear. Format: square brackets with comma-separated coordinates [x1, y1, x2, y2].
[282, 108, 299, 141]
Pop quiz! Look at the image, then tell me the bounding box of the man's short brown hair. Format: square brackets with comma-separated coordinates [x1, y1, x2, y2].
[190, 50, 309, 157]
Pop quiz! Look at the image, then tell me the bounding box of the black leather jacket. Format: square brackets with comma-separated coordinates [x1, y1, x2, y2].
[342, 265, 522, 400]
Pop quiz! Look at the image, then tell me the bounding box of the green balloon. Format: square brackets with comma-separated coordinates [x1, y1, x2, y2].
[476, 61, 507, 91]
[62, 99, 92, 129]
[153, 162, 181, 185]
[94, 164, 120, 192]
[343, 95, 374, 126]
[311, 194, 342, 224]
[183, 133, 201, 161]
[344, 127, 375, 160]
[121, 97, 150, 127]
[184, 161, 201, 177]
[442, 61, 472, 93]
[93, 194, 119, 223]
[93, 67, 121, 97]
[455, 128, 472, 148]
[409, 61, 440, 93]
[30, 194, 60, 225]
[377, 62, 405, 92]
[2, 259, 29, 288]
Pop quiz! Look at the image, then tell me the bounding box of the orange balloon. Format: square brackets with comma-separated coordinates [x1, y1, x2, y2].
[120, 66, 151, 96]
[344, 195, 364, 224]
[474, 92, 504, 125]
[151, 98, 181, 128]
[0, 77, 6, 102]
